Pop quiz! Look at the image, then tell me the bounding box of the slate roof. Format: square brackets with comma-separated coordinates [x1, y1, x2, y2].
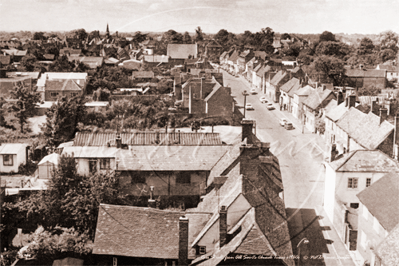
[280, 78, 300, 96]
[294, 84, 313, 96]
[345, 69, 386, 78]
[326, 101, 348, 122]
[167, 44, 197, 59]
[336, 107, 394, 150]
[329, 150, 399, 173]
[115, 146, 229, 171]
[45, 79, 82, 91]
[376, 223, 399, 266]
[357, 172, 399, 232]
[73, 132, 223, 146]
[270, 70, 287, 86]
[302, 87, 334, 111]
[93, 204, 184, 259]
[256, 65, 271, 77]
[132, 71, 154, 79]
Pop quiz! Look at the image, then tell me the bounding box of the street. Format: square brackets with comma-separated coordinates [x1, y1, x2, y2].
[222, 70, 356, 266]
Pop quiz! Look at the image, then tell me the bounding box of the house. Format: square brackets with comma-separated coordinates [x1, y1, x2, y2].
[252, 64, 270, 93]
[37, 72, 88, 91]
[292, 85, 313, 120]
[167, 44, 198, 65]
[302, 85, 336, 133]
[356, 172, 399, 266]
[84, 101, 110, 112]
[279, 77, 301, 112]
[0, 143, 29, 174]
[132, 71, 155, 82]
[237, 50, 254, 75]
[323, 149, 399, 254]
[272, 37, 282, 52]
[103, 57, 120, 66]
[36, 153, 60, 179]
[0, 55, 11, 66]
[68, 56, 104, 69]
[376, 64, 399, 81]
[143, 55, 169, 67]
[2, 49, 27, 62]
[219, 48, 234, 67]
[39, 79, 83, 101]
[0, 72, 40, 98]
[265, 70, 289, 103]
[205, 39, 222, 62]
[226, 50, 240, 75]
[345, 66, 387, 89]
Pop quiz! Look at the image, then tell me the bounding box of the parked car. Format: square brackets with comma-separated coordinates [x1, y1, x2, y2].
[245, 103, 254, 110]
[279, 118, 288, 127]
[259, 96, 267, 103]
[284, 122, 293, 130]
[250, 88, 257, 94]
[266, 103, 275, 110]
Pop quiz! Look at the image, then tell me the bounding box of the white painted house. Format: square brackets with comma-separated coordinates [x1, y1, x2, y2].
[0, 143, 29, 173]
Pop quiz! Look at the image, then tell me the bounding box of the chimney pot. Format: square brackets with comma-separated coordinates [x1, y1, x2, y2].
[116, 134, 122, 149]
[241, 119, 255, 144]
[219, 206, 227, 248]
[178, 216, 189, 266]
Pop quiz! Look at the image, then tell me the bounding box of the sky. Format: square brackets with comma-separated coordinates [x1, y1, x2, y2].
[0, 0, 398, 34]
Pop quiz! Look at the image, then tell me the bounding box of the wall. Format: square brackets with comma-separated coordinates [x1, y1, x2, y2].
[45, 90, 81, 101]
[76, 158, 116, 176]
[0, 154, 18, 173]
[206, 87, 233, 117]
[324, 164, 337, 222]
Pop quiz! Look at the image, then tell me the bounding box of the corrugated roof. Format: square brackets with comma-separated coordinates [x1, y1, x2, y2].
[116, 146, 229, 171]
[0, 143, 28, 154]
[329, 150, 399, 172]
[73, 132, 223, 146]
[336, 107, 394, 150]
[167, 44, 197, 59]
[357, 172, 399, 232]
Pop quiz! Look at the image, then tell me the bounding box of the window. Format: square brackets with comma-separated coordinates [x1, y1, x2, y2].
[176, 172, 191, 184]
[50, 92, 59, 97]
[348, 178, 358, 189]
[197, 246, 206, 255]
[366, 178, 371, 187]
[3, 154, 13, 166]
[71, 92, 78, 97]
[350, 203, 359, 209]
[100, 158, 111, 170]
[89, 159, 97, 174]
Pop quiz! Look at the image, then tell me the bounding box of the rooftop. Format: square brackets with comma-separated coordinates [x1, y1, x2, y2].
[302, 87, 334, 110]
[376, 223, 399, 266]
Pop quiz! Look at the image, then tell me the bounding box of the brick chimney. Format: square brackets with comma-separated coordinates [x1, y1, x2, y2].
[348, 95, 356, 108]
[148, 186, 156, 208]
[241, 120, 255, 144]
[329, 144, 338, 162]
[371, 100, 379, 115]
[178, 216, 189, 266]
[116, 134, 122, 149]
[219, 206, 227, 248]
[379, 108, 388, 124]
[337, 91, 344, 105]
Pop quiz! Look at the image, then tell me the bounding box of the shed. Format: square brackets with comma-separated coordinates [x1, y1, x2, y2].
[37, 153, 60, 179]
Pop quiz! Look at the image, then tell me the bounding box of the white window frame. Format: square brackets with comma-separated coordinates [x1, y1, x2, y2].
[3, 154, 13, 166]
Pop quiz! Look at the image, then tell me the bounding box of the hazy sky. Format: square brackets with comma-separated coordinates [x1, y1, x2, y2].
[1, 0, 398, 34]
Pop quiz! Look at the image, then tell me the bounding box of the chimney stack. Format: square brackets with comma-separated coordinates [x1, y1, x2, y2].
[219, 206, 227, 248]
[337, 91, 344, 105]
[116, 134, 122, 149]
[148, 186, 156, 208]
[348, 95, 356, 108]
[241, 120, 255, 144]
[178, 216, 189, 266]
[329, 144, 338, 163]
[371, 100, 379, 115]
[379, 108, 388, 124]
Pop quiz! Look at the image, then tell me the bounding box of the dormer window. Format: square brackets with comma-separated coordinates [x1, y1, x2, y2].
[196, 246, 206, 255]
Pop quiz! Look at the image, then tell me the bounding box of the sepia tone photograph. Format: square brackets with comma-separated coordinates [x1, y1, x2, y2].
[0, 0, 398, 265]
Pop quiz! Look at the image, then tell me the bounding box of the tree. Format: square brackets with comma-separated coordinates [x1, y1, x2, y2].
[319, 31, 336, 42]
[49, 55, 75, 72]
[5, 82, 41, 133]
[42, 96, 86, 147]
[92, 87, 111, 101]
[357, 37, 375, 55]
[20, 55, 38, 71]
[132, 31, 148, 45]
[183, 31, 192, 44]
[88, 30, 100, 40]
[162, 29, 183, 44]
[312, 55, 346, 86]
[315, 41, 351, 59]
[358, 85, 381, 96]
[281, 33, 291, 40]
[379, 30, 398, 52]
[73, 28, 88, 41]
[195, 26, 204, 42]
[379, 48, 396, 62]
[33, 32, 45, 41]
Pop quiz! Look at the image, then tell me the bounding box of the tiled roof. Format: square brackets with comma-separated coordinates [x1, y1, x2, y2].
[345, 68, 386, 78]
[73, 132, 223, 146]
[132, 71, 154, 79]
[239, 50, 251, 58]
[329, 150, 399, 172]
[93, 204, 184, 259]
[116, 146, 229, 171]
[43, 54, 55, 60]
[376, 223, 399, 266]
[118, 59, 142, 70]
[45, 79, 82, 91]
[326, 101, 347, 122]
[103, 57, 119, 64]
[270, 70, 287, 86]
[37, 72, 87, 87]
[357, 172, 399, 232]
[167, 44, 197, 59]
[302, 87, 334, 110]
[336, 107, 394, 150]
[256, 65, 271, 77]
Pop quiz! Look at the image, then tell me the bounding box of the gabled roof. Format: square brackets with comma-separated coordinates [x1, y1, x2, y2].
[204, 82, 222, 102]
[45, 79, 82, 91]
[0, 143, 29, 154]
[270, 70, 287, 86]
[376, 223, 399, 266]
[280, 78, 300, 95]
[357, 172, 399, 232]
[116, 146, 230, 171]
[228, 50, 240, 62]
[239, 50, 251, 58]
[132, 71, 154, 79]
[325, 101, 347, 122]
[43, 54, 55, 60]
[302, 87, 334, 110]
[93, 204, 184, 259]
[329, 150, 399, 173]
[345, 68, 386, 78]
[336, 107, 394, 150]
[103, 57, 119, 64]
[37, 72, 88, 87]
[206, 39, 222, 48]
[294, 84, 313, 96]
[68, 56, 103, 69]
[38, 153, 60, 166]
[256, 65, 271, 77]
[167, 44, 197, 59]
[73, 132, 223, 146]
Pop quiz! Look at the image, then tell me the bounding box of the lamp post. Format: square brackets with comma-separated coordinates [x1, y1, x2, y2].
[242, 90, 249, 118]
[297, 238, 309, 266]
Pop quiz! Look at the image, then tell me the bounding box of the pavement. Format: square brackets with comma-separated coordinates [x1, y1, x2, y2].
[222, 70, 356, 266]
